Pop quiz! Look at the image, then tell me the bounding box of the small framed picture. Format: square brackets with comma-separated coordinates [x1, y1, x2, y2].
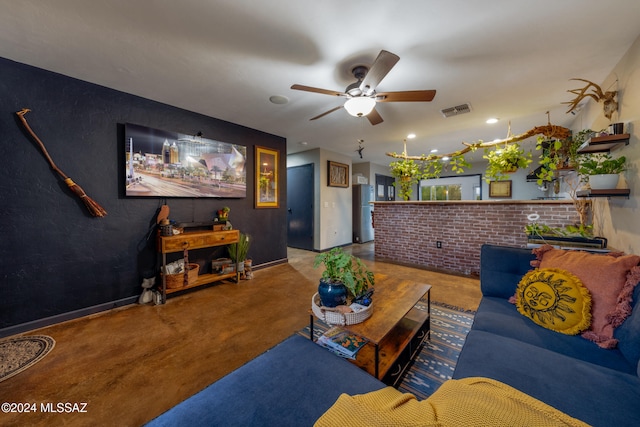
[489, 180, 512, 198]
[255, 146, 279, 208]
[327, 161, 349, 188]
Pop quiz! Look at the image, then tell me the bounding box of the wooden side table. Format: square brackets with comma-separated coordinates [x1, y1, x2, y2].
[157, 229, 240, 303]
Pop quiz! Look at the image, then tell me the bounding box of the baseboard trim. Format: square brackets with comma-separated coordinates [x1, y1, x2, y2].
[252, 258, 288, 271]
[0, 296, 138, 339]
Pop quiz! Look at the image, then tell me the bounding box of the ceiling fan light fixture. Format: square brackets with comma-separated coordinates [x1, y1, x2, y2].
[344, 97, 376, 117]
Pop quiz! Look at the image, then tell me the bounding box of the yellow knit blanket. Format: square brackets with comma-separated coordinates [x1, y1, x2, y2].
[314, 377, 590, 427]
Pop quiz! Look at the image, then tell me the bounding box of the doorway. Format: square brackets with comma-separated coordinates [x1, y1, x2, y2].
[287, 164, 314, 250]
[375, 174, 396, 201]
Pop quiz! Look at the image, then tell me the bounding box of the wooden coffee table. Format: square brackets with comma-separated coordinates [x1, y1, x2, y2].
[310, 279, 431, 386]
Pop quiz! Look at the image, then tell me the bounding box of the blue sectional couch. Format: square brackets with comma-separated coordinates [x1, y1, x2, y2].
[453, 244, 640, 427]
[147, 244, 640, 426]
[145, 334, 385, 426]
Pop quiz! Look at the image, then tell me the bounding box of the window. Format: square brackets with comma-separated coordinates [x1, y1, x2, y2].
[419, 175, 482, 201]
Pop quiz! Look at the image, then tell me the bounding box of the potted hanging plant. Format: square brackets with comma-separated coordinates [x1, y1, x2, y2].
[313, 247, 374, 307]
[389, 158, 422, 200]
[577, 153, 626, 190]
[567, 129, 595, 168]
[535, 137, 568, 185]
[483, 142, 532, 182]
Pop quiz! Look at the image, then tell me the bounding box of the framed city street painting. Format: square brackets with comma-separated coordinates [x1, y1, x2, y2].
[327, 161, 349, 188]
[255, 146, 279, 208]
[124, 123, 246, 198]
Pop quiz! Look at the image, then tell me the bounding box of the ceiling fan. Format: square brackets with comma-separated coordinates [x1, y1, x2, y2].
[291, 50, 436, 125]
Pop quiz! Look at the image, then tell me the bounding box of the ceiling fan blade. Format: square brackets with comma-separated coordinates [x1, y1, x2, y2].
[310, 105, 343, 121]
[359, 50, 400, 93]
[376, 90, 437, 102]
[291, 84, 345, 97]
[366, 107, 384, 125]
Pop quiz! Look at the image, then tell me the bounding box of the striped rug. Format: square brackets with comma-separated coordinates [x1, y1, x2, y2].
[397, 302, 474, 399]
[299, 301, 474, 400]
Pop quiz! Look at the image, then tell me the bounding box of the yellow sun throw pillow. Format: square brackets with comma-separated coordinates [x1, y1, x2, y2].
[515, 268, 592, 335]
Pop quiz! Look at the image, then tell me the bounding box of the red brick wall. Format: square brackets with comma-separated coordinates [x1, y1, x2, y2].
[373, 201, 580, 276]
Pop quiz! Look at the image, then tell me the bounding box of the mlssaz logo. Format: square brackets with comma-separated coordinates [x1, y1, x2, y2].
[40, 402, 88, 413]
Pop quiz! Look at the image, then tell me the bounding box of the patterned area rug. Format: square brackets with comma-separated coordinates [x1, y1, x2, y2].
[298, 301, 474, 400]
[397, 302, 474, 399]
[0, 335, 56, 382]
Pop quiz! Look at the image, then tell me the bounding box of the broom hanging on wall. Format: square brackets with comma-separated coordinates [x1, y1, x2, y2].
[16, 108, 107, 217]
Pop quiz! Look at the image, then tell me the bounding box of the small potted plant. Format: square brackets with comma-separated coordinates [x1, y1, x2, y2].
[577, 153, 626, 190]
[228, 233, 250, 274]
[483, 142, 532, 182]
[313, 247, 374, 307]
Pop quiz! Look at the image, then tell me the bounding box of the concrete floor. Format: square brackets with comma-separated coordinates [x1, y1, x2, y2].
[0, 243, 480, 427]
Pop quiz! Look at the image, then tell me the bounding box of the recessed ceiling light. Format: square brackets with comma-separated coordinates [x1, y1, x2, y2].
[486, 118, 499, 124]
[269, 95, 289, 105]
[442, 156, 450, 161]
[430, 149, 438, 153]
[407, 133, 416, 139]
[298, 141, 308, 146]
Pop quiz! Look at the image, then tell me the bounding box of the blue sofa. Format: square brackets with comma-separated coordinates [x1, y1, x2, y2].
[453, 244, 640, 427]
[147, 244, 640, 426]
[145, 334, 385, 426]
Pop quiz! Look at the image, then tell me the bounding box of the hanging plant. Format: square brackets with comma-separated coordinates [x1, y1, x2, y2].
[483, 142, 532, 182]
[448, 151, 472, 174]
[389, 158, 422, 200]
[568, 129, 595, 168]
[421, 156, 444, 180]
[535, 136, 566, 185]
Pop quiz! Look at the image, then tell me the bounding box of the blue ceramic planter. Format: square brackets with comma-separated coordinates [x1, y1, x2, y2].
[318, 279, 347, 307]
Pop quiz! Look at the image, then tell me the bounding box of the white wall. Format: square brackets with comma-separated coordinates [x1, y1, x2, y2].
[287, 148, 353, 251]
[352, 161, 395, 189]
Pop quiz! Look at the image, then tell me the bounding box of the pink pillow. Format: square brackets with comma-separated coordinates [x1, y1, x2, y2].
[533, 245, 640, 349]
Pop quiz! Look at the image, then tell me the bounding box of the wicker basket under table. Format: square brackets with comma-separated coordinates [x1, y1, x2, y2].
[164, 263, 200, 289]
[311, 292, 373, 326]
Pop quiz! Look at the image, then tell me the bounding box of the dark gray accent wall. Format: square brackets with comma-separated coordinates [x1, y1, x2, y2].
[0, 57, 287, 332]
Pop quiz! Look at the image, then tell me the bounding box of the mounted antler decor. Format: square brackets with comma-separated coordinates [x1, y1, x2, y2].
[563, 78, 618, 120]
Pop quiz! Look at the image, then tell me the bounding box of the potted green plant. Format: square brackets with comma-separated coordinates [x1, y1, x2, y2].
[389, 158, 422, 200]
[578, 153, 626, 189]
[567, 129, 595, 168]
[483, 142, 532, 182]
[313, 247, 374, 307]
[228, 233, 250, 273]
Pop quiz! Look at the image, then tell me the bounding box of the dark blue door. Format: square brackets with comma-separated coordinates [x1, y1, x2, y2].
[287, 164, 314, 250]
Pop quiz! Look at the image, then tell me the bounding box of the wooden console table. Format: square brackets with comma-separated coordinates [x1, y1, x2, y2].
[310, 280, 431, 386]
[157, 229, 240, 303]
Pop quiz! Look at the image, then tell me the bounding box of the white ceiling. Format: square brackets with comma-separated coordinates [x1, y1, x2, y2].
[2, 1, 640, 167]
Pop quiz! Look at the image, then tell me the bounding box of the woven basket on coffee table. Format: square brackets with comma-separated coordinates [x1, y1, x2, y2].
[311, 292, 373, 326]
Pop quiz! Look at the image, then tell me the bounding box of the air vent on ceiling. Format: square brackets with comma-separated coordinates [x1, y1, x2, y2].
[441, 103, 472, 118]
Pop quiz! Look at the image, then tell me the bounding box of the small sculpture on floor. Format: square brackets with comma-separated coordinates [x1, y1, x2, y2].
[138, 276, 156, 304]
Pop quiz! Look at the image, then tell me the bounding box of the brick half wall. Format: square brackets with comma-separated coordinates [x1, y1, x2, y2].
[373, 201, 581, 276]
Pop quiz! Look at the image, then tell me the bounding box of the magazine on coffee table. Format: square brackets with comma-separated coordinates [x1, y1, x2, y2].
[316, 326, 368, 360]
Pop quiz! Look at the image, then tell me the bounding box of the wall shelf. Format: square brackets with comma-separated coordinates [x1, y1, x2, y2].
[576, 188, 630, 199]
[578, 134, 629, 153]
